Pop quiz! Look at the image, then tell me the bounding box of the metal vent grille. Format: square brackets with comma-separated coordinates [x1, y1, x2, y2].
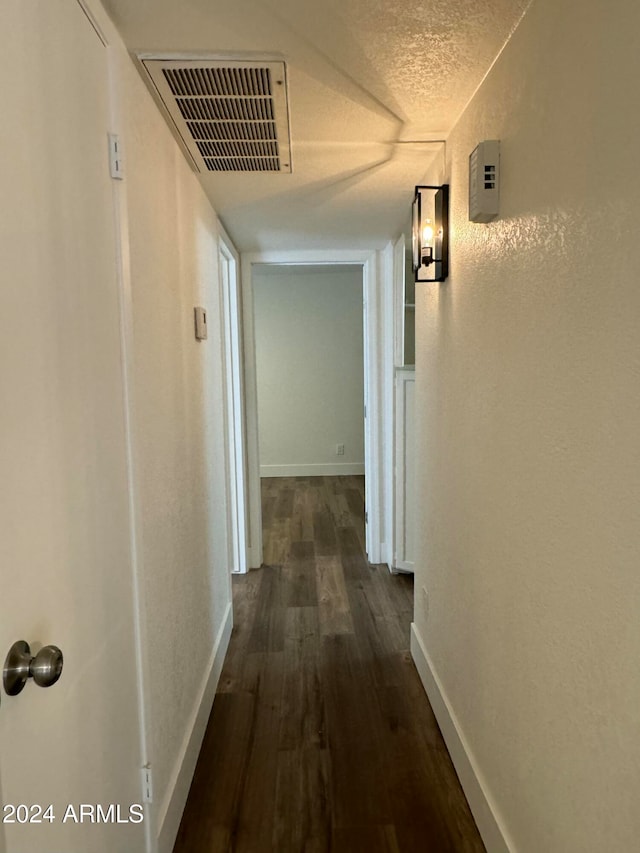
[138, 58, 292, 173]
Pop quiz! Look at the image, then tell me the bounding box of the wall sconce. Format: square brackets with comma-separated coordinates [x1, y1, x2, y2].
[412, 184, 449, 282]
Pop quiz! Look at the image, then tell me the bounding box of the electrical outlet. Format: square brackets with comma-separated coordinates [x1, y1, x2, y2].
[336, 443, 345, 456]
[421, 586, 429, 620]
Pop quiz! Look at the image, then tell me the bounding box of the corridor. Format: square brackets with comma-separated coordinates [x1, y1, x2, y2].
[173, 477, 485, 852]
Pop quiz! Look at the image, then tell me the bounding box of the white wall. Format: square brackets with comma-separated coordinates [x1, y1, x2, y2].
[108, 21, 233, 851]
[411, 0, 640, 851]
[253, 265, 364, 477]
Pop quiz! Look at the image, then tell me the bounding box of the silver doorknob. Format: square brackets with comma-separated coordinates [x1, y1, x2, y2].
[3, 641, 64, 696]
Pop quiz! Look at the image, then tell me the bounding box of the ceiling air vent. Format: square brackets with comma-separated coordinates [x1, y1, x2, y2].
[138, 58, 292, 174]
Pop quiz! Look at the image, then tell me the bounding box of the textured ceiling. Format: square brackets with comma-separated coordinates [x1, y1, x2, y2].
[103, 0, 531, 252]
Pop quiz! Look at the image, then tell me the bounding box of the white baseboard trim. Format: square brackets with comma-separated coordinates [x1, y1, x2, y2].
[157, 601, 233, 853]
[393, 558, 414, 573]
[410, 623, 514, 853]
[246, 545, 261, 570]
[260, 463, 365, 478]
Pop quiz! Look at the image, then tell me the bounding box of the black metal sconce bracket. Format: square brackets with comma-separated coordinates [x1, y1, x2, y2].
[413, 184, 449, 283]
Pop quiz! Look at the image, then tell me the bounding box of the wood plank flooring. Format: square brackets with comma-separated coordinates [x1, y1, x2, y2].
[173, 476, 485, 853]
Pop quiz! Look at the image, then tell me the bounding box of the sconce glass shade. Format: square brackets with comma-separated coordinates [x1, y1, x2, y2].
[412, 184, 449, 282]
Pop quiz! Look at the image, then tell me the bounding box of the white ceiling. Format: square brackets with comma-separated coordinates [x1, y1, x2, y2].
[103, 0, 531, 252]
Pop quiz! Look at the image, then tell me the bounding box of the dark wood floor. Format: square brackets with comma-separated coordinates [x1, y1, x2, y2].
[173, 476, 485, 853]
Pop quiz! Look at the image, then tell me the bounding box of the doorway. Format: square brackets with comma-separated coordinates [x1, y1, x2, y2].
[252, 264, 365, 481]
[239, 250, 391, 571]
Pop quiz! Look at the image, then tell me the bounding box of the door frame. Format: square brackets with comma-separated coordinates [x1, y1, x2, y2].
[239, 248, 393, 569]
[218, 225, 248, 574]
[105, 24, 154, 852]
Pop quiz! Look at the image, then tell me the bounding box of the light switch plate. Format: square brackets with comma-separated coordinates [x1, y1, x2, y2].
[194, 306, 208, 340]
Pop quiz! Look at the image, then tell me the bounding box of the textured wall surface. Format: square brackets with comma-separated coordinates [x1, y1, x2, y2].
[413, 0, 640, 850]
[253, 265, 364, 474]
[113, 37, 232, 833]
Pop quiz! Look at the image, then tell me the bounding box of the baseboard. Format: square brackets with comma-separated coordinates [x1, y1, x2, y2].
[393, 558, 414, 573]
[260, 463, 365, 477]
[246, 544, 261, 570]
[410, 623, 514, 853]
[157, 601, 233, 853]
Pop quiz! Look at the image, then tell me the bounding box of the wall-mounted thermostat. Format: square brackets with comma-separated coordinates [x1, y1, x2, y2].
[194, 306, 208, 340]
[469, 140, 500, 222]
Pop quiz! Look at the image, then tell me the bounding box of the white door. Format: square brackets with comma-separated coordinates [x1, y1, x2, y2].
[0, 3, 144, 851]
